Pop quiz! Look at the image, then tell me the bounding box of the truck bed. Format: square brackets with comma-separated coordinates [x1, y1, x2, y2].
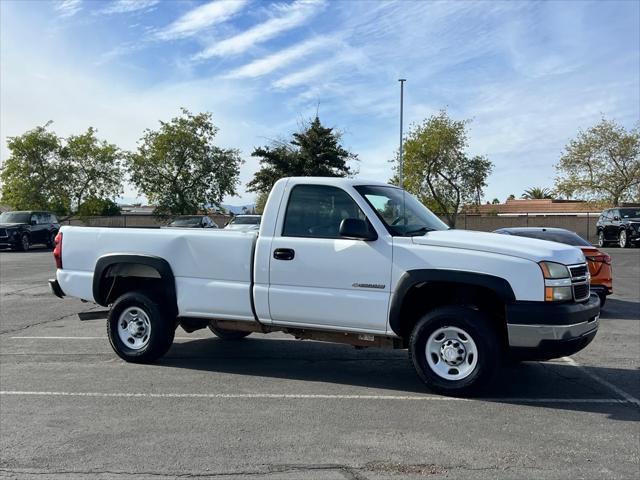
[57, 226, 258, 321]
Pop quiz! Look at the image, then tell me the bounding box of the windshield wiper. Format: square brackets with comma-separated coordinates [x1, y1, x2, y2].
[404, 227, 437, 236]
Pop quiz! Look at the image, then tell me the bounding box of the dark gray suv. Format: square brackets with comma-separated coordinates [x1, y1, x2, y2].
[0, 211, 60, 251]
[596, 207, 640, 248]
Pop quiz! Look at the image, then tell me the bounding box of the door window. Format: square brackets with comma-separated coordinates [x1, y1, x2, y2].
[282, 185, 368, 238]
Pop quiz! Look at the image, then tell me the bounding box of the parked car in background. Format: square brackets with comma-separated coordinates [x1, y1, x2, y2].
[596, 207, 640, 248]
[163, 216, 218, 229]
[494, 227, 613, 306]
[224, 214, 261, 231]
[0, 211, 60, 251]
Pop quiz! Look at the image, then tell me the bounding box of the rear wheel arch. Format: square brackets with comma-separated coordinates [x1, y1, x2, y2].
[93, 254, 177, 310]
[389, 270, 515, 340]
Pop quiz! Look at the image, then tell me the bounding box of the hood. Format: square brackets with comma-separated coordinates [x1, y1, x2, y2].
[412, 229, 586, 265]
[0, 223, 27, 228]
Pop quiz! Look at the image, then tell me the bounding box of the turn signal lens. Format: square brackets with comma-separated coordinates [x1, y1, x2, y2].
[545, 286, 572, 302]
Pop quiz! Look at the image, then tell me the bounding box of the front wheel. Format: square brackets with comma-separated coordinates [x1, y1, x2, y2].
[208, 323, 252, 340]
[409, 306, 501, 396]
[619, 230, 628, 248]
[19, 234, 30, 251]
[597, 231, 605, 248]
[107, 291, 175, 363]
[598, 293, 607, 308]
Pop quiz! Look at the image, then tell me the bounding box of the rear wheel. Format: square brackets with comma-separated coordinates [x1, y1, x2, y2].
[107, 291, 175, 363]
[409, 306, 501, 396]
[48, 231, 57, 249]
[208, 323, 252, 340]
[619, 229, 628, 248]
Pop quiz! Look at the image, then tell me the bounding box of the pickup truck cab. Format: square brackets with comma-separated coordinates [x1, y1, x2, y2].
[49, 177, 600, 395]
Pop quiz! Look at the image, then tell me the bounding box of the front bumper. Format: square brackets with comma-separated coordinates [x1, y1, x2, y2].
[506, 294, 600, 360]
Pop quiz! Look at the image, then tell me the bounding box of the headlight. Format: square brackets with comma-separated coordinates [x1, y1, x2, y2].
[539, 261, 570, 279]
[539, 261, 572, 302]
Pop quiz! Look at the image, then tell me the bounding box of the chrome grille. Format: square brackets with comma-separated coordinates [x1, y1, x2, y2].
[569, 263, 590, 302]
[569, 265, 587, 279]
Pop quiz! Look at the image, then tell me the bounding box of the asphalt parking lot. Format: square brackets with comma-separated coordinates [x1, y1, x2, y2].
[0, 247, 638, 479]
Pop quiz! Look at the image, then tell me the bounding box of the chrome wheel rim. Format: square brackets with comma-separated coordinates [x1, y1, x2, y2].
[620, 231, 626, 248]
[117, 307, 151, 350]
[598, 232, 604, 247]
[426, 326, 478, 380]
[21, 235, 29, 250]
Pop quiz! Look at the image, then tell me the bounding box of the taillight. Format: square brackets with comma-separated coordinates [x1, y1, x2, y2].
[585, 254, 612, 265]
[53, 232, 63, 269]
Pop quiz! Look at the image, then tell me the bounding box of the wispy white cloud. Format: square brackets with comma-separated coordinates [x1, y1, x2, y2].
[194, 0, 326, 60]
[55, 0, 82, 18]
[100, 0, 160, 15]
[155, 0, 248, 40]
[224, 36, 334, 79]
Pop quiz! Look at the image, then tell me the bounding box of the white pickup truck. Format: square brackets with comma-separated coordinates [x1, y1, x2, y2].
[49, 177, 600, 395]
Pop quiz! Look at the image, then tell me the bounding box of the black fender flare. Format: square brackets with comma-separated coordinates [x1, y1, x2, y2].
[93, 254, 176, 307]
[388, 269, 516, 336]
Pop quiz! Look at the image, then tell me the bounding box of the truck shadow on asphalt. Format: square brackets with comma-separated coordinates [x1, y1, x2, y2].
[159, 337, 640, 422]
[600, 299, 640, 320]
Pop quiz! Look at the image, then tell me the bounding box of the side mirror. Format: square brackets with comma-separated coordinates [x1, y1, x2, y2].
[31, 219, 37, 226]
[613, 216, 620, 221]
[339, 218, 377, 241]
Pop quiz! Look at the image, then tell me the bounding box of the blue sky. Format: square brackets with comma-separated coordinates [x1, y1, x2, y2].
[1, 0, 639, 206]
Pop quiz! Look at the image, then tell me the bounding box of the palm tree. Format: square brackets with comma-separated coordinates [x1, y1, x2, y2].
[522, 187, 553, 199]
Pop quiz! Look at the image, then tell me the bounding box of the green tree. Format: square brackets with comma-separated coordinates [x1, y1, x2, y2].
[247, 116, 356, 197]
[555, 118, 640, 204]
[398, 110, 493, 227]
[0, 122, 68, 214]
[507, 194, 516, 200]
[491, 198, 500, 204]
[128, 109, 242, 216]
[61, 127, 124, 211]
[522, 187, 553, 199]
[77, 197, 121, 218]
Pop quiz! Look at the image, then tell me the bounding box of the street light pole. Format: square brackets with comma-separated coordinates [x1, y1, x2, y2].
[398, 78, 406, 189]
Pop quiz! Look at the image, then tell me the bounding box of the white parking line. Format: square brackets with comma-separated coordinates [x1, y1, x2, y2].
[0, 390, 634, 404]
[10, 336, 196, 340]
[561, 356, 640, 407]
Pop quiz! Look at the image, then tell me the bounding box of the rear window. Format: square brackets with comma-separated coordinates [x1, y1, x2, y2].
[230, 216, 261, 225]
[619, 208, 640, 219]
[509, 230, 592, 247]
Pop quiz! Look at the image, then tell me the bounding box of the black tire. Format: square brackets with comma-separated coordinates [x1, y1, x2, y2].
[18, 234, 30, 252]
[598, 293, 607, 308]
[107, 291, 175, 363]
[597, 230, 606, 248]
[619, 229, 628, 248]
[208, 323, 252, 340]
[409, 306, 501, 396]
[48, 231, 58, 249]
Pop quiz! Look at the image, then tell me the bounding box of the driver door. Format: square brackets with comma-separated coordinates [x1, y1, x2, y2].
[268, 184, 392, 332]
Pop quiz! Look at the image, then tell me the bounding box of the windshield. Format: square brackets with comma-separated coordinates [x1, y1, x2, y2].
[354, 185, 449, 236]
[230, 216, 261, 225]
[619, 208, 640, 219]
[0, 212, 30, 223]
[168, 217, 201, 227]
[506, 229, 591, 247]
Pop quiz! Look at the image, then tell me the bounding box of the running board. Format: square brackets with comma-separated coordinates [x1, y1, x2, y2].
[78, 310, 109, 321]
